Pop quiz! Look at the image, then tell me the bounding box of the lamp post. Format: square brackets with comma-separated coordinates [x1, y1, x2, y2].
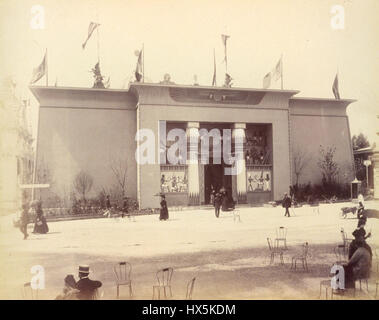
[363, 160, 371, 188]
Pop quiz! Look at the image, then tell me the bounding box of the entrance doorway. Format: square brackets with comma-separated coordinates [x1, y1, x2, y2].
[204, 163, 232, 204]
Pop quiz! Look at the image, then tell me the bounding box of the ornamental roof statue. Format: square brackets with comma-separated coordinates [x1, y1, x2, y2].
[91, 62, 105, 88]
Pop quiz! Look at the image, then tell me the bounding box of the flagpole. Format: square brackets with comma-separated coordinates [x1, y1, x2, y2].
[96, 10, 100, 64]
[142, 43, 145, 83]
[213, 48, 217, 86]
[46, 48, 48, 86]
[225, 39, 228, 74]
[280, 53, 283, 90]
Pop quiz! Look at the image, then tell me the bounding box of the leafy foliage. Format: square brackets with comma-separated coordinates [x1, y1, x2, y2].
[352, 133, 370, 150]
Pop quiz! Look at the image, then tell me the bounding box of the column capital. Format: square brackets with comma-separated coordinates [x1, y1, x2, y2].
[187, 122, 200, 129]
[233, 123, 246, 130]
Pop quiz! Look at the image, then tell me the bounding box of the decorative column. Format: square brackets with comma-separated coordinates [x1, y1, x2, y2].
[233, 123, 247, 203]
[186, 122, 200, 205]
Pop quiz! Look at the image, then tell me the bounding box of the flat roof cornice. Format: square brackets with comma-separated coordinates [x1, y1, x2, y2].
[129, 82, 300, 95]
[290, 96, 356, 103]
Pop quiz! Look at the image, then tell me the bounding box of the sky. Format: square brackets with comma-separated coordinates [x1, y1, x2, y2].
[0, 0, 378, 144]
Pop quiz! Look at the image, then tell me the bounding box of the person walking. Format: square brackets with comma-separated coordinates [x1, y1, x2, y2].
[19, 203, 29, 240]
[214, 193, 222, 218]
[357, 193, 365, 219]
[159, 194, 169, 221]
[282, 192, 292, 217]
[122, 196, 129, 219]
[32, 200, 49, 234]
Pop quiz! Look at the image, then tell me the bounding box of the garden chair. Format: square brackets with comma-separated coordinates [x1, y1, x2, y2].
[291, 242, 309, 272]
[275, 227, 288, 250]
[90, 288, 103, 300]
[233, 209, 241, 222]
[356, 278, 369, 292]
[22, 282, 38, 300]
[310, 203, 320, 214]
[319, 279, 332, 299]
[152, 267, 173, 299]
[334, 245, 348, 265]
[374, 248, 379, 273]
[340, 228, 353, 254]
[267, 238, 284, 265]
[185, 277, 196, 300]
[113, 262, 133, 298]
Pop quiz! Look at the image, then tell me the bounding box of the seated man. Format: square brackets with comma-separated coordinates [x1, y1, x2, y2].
[344, 240, 372, 289]
[349, 223, 372, 259]
[62, 265, 102, 300]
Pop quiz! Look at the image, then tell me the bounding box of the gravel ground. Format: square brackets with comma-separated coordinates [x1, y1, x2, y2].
[0, 201, 378, 300]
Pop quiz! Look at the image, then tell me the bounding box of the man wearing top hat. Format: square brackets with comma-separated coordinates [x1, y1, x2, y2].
[65, 265, 102, 300]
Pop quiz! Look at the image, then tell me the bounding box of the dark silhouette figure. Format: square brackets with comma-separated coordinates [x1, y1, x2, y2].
[282, 193, 292, 217]
[159, 195, 169, 221]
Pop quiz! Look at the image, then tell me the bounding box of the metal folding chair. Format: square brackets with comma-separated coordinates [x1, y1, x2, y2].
[233, 209, 241, 222]
[319, 279, 332, 299]
[22, 282, 38, 300]
[340, 228, 353, 254]
[275, 226, 288, 250]
[357, 278, 369, 292]
[152, 267, 173, 299]
[113, 262, 133, 298]
[291, 242, 309, 272]
[334, 245, 348, 265]
[267, 238, 284, 265]
[185, 277, 196, 300]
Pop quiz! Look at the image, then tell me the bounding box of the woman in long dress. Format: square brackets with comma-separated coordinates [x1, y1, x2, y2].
[159, 195, 169, 221]
[33, 201, 49, 234]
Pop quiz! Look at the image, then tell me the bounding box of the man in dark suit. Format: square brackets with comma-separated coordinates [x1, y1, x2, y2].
[214, 193, 222, 218]
[19, 203, 29, 239]
[282, 192, 292, 217]
[65, 265, 102, 300]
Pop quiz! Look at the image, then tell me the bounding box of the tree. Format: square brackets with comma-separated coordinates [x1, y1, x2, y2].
[292, 148, 310, 186]
[352, 133, 370, 150]
[317, 145, 339, 185]
[109, 154, 128, 197]
[73, 171, 93, 202]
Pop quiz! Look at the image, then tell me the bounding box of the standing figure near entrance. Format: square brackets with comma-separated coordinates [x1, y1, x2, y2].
[159, 194, 169, 221]
[282, 193, 292, 217]
[214, 193, 222, 218]
[220, 187, 235, 211]
[210, 185, 216, 205]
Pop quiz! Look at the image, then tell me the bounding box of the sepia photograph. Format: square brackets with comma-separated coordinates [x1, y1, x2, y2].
[0, 0, 378, 306]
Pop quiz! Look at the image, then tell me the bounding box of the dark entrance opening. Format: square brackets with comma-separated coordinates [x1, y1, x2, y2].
[204, 162, 232, 204]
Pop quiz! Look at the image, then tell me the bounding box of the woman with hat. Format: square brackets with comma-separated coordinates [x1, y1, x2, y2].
[159, 193, 169, 221]
[32, 200, 49, 234]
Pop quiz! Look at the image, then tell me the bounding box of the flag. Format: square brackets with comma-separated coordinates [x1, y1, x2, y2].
[30, 50, 47, 84]
[212, 49, 217, 86]
[332, 73, 340, 99]
[263, 72, 271, 89]
[82, 22, 100, 49]
[224, 73, 233, 88]
[221, 34, 230, 65]
[135, 49, 143, 82]
[272, 57, 282, 81]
